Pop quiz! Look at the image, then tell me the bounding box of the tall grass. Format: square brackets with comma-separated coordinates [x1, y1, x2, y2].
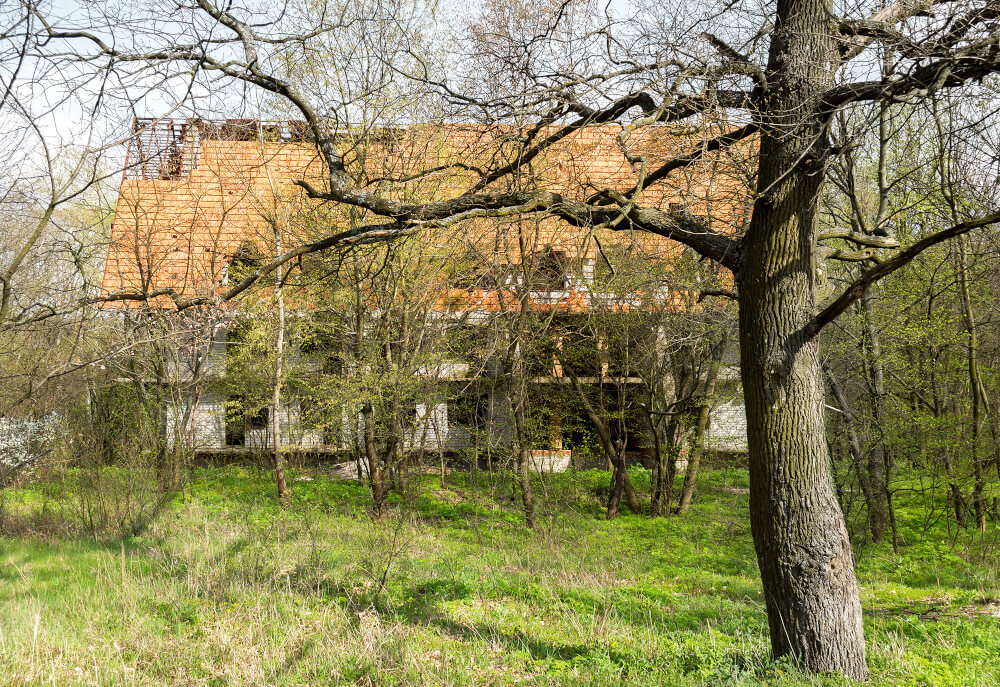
[1, 463, 998, 685]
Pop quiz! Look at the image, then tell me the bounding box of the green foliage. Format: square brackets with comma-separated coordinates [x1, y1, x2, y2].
[2, 463, 1000, 684]
[90, 383, 166, 464]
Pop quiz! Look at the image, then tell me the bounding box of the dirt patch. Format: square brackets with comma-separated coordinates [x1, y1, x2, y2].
[429, 489, 466, 505]
[873, 596, 1000, 622]
[721, 487, 750, 495]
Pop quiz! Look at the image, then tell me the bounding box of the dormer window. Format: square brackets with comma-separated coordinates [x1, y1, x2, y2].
[223, 241, 265, 286]
[530, 247, 570, 291]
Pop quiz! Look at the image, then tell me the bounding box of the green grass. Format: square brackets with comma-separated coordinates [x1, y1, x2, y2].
[1, 462, 999, 685]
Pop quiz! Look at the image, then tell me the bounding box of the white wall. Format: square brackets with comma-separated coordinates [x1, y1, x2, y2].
[705, 398, 748, 452]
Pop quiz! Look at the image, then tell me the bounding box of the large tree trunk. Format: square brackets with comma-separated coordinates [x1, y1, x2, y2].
[740, 226, 868, 678]
[737, 0, 867, 677]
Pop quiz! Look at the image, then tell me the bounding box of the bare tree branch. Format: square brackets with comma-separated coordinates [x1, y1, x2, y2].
[806, 212, 1000, 339]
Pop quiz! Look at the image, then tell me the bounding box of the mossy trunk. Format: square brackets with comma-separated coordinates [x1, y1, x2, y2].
[605, 441, 639, 518]
[737, 0, 867, 677]
[860, 293, 891, 543]
[363, 403, 388, 517]
[678, 334, 727, 514]
[606, 455, 625, 519]
[648, 403, 669, 517]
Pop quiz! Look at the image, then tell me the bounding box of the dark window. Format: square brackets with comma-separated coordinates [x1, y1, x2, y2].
[446, 325, 484, 365]
[606, 325, 651, 378]
[524, 339, 556, 377]
[300, 396, 344, 448]
[227, 242, 265, 284]
[247, 405, 269, 429]
[555, 318, 601, 377]
[528, 247, 569, 290]
[224, 398, 245, 446]
[593, 244, 637, 284]
[322, 354, 345, 375]
[324, 417, 345, 448]
[449, 391, 489, 429]
[399, 402, 417, 430]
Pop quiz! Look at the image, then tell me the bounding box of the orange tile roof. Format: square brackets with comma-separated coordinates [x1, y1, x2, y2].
[102, 119, 750, 308]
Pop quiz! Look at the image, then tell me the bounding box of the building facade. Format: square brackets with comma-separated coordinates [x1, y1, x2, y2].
[103, 118, 750, 468]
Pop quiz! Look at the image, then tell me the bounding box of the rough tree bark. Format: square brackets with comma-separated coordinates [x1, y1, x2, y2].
[363, 402, 389, 517]
[647, 407, 670, 517]
[737, 0, 866, 676]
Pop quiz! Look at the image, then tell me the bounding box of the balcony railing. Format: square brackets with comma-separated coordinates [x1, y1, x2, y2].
[124, 118, 193, 180]
[124, 117, 313, 180]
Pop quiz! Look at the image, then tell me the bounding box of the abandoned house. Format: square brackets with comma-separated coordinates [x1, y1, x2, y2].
[100, 117, 750, 469]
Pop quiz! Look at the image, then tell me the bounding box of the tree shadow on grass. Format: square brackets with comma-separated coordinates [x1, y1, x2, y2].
[277, 636, 317, 679]
[416, 608, 631, 667]
[384, 578, 776, 682]
[396, 572, 756, 631]
[388, 577, 718, 668]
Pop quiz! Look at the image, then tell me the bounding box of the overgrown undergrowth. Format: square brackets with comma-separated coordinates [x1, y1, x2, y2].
[1, 462, 999, 685]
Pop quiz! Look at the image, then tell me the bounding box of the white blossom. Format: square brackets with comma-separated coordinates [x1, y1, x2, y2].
[0, 412, 59, 483]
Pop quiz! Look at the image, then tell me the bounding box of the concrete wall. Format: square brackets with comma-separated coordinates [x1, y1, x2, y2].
[165, 390, 226, 449]
[528, 450, 572, 472]
[167, 392, 322, 451]
[406, 401, 487, 452]
[705, 396, 748, 453]
[162, 322, 749, 458]
[167, 387, 748, 455]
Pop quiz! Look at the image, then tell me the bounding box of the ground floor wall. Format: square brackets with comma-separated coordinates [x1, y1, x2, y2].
[167, 383, 749, 469]
[166, 390, 322, 451]
[704, 397, 748, 453]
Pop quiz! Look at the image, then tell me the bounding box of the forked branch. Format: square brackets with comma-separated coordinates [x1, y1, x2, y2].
[806, 211, 1000, 339]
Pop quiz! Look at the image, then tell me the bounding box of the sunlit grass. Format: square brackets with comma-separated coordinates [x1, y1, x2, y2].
[1, 461, 998, 685]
